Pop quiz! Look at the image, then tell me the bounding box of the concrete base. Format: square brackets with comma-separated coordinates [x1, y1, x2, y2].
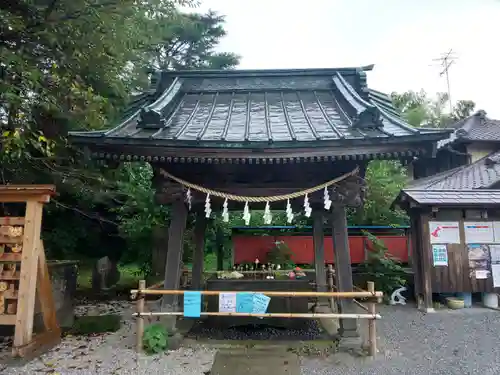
[210, 348, 300, 375]
[418, 307, 436, 314]
[337, 335, 363, 352]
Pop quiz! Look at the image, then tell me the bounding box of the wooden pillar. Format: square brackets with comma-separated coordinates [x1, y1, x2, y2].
[419, 211, 434, 312]
[14, 200, 44, 350]
[216, 226, 224, 271]
[152, 225, 168, 278]
[161, 199, 188, 312]
[313, 211, 326, 292]
[409, 213, 423, 306]
[191, 211, 207, 290]
[331, 205, 359, 339]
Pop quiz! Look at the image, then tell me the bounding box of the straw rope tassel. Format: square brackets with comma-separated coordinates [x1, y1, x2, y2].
[159, 166, 359, 203]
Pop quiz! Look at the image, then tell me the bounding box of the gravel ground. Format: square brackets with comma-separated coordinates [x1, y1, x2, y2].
[2, 301, 499, 374]
[186, 319, 325, 341]
[0, 300, 217, 375]
[301, 304, 500, 375]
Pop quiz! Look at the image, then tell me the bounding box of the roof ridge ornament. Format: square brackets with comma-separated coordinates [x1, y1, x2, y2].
[137, 77, 184, 129]
[474, 109, 487, 120]
[485, 152, 500, 167]
[332, 73, 383, 129]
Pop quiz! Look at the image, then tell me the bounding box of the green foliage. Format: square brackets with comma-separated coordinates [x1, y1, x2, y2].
[349, 160, 409, 226]
[150, 10, 240, 70]
[266, 240, 295, 268]
[143, 324, 169, 355]
[0, 1, 240, 266]
[390, 90, 476, 128]
[356, 231, 407, 299]
[112, 163, 169, 274]
[71, 314, 121, 335]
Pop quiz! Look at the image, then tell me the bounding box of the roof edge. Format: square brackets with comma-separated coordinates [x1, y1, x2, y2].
[157, 65, 375, 78]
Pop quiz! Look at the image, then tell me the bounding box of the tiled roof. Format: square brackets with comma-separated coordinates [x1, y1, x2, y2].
[437, 110, 500, 149]
[401, 189, 500, 205]
[70, 67, 450, 148]
[406, 150, 500, 190]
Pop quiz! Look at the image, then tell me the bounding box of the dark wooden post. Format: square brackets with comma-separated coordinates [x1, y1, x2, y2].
[152, 225, 168, 278]
[161, 199, 188, 314]
[419, 211, 434, 312]
[313, 211, 326, 292]
[331, 205, 360, 344]
[409, 213, 423, 307]
[216, 226, 225, 271]
[191, 211, 207, 290]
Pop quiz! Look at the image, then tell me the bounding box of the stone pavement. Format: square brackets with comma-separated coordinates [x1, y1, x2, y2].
[210, 347, 300, 375]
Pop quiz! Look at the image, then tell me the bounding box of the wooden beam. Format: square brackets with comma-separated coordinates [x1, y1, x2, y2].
[14, 201, 44, 354]
[36, 242, 60, 335]
[409, 212, 423, 305]
[418, 212, 434, 312]
[0, 217, 24, 225]
[216, 226, 224, 271]
[331, 205, 359, 338]
[161, 200, 188, 313]
[313, 211, 326, 292]
[191, 212, 207, 290]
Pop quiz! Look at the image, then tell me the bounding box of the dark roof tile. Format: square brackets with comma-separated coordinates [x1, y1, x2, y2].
[437, 110, 500, 148]
[407, 150, 500, 190]
[70, 67, 450, 148]
[402, 189, 500, 205]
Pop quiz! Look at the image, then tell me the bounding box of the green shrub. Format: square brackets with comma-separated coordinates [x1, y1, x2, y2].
[143, 323, 169, 354]
[71, 314, 121, 335]
[356, 231, 407, 300]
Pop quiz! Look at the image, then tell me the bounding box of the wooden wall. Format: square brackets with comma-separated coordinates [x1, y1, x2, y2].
[417, 208, 500, 296]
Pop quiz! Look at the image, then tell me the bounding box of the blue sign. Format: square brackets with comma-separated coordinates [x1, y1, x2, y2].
[236, 293, 254, 313]
[252, 293, 271, 314]
[183, 291, 202, 318]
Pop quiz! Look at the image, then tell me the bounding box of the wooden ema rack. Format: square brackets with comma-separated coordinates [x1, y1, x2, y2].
[0, 185, 61, 358]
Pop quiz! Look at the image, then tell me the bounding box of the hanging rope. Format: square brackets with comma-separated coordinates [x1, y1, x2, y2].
[158, 166, 359, 203]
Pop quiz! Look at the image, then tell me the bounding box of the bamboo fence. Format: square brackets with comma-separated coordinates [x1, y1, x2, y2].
[132, 278, 381, 357]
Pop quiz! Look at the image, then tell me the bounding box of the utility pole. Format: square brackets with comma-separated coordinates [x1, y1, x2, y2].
[431, 49, 458, 113]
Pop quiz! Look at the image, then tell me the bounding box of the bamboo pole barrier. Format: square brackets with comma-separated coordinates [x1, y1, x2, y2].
[327, 265, 336, 311]
[146, 281, 164, 290]
[136, 280, 145, 353]
[133, 311, 382, 319]
[367, 281, 377, 357]
[353, 285, 367, 292]
[353, 298, 369, 312]
[131, 289, 382, 299]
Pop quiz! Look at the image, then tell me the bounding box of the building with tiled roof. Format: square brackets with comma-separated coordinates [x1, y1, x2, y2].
[411, 110, 500, 180]
[394, 111, 500, 312]
[70, 66, 449, 163]
[400, 110, 500, 206]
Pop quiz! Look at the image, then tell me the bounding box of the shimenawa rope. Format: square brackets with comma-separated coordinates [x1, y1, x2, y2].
[158, 166, 359, 203]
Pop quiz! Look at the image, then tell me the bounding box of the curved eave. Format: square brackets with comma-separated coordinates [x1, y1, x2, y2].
[70, 131, 450, 149]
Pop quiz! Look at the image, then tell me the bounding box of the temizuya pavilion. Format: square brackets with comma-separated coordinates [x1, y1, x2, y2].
[70, 65, 450, 344]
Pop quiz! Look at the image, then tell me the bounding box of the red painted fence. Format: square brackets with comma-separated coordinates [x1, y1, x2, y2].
[232, 234, 410, 265]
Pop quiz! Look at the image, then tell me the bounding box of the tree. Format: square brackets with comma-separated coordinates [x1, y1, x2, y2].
[0, 1, 240, 265]
[349, 161, 409, 226]
[390, 90, 476, 128]
[148, 10, 240, 71]
[1, 1, 194, 162]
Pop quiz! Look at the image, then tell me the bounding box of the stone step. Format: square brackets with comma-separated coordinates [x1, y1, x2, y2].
[210, 348, 300, 375]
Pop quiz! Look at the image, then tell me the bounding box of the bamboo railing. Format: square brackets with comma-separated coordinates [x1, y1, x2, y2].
[131, 279, 382, 357]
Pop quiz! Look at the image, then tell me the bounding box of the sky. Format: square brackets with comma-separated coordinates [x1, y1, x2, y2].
[187, 0, 500, 117]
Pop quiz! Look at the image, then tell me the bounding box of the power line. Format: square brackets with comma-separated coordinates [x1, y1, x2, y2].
[430, 49, 458, 113]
